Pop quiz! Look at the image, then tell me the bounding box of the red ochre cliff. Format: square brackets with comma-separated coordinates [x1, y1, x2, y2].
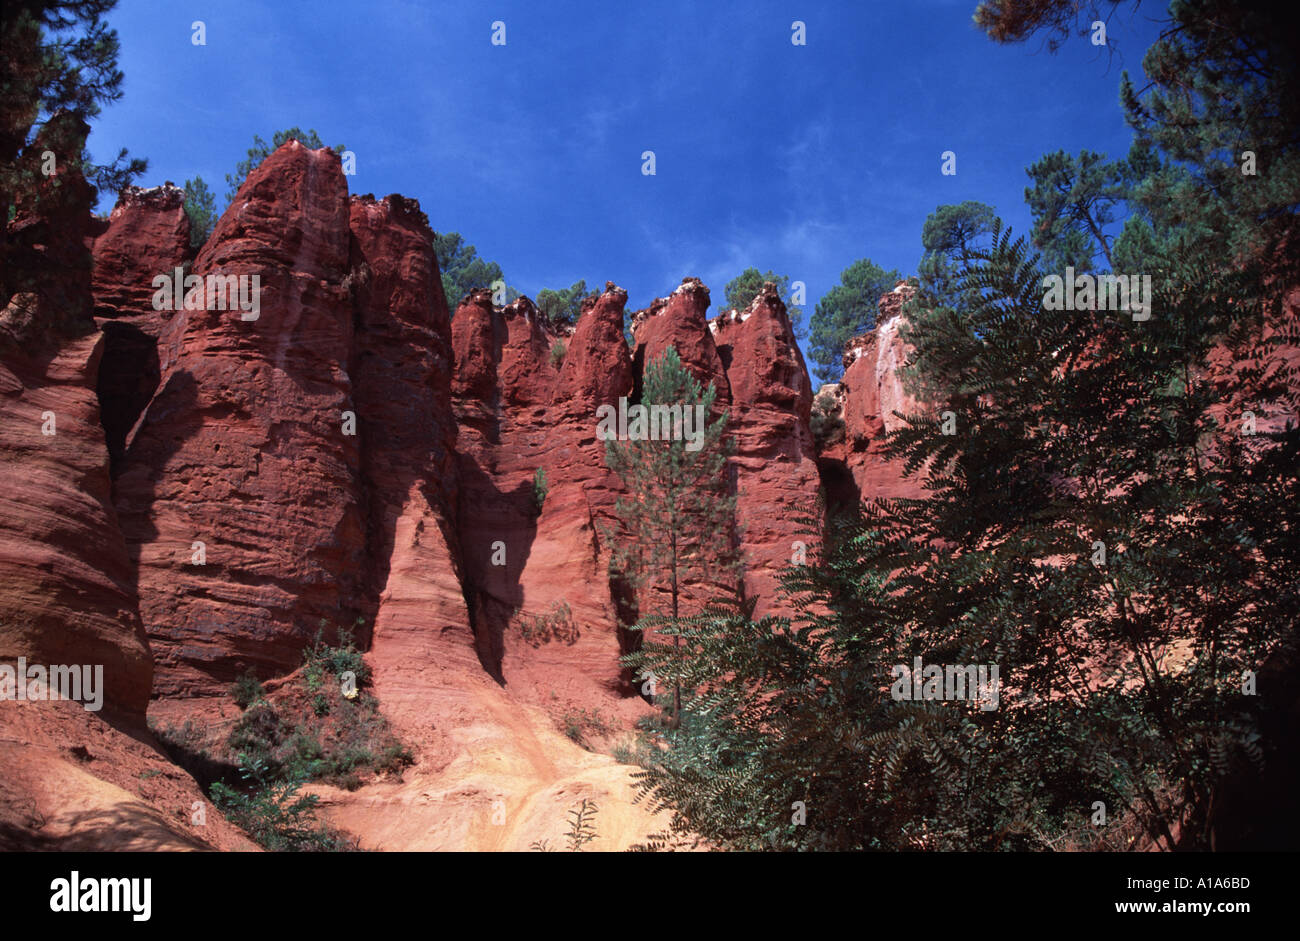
[0, 142, 1010, 850]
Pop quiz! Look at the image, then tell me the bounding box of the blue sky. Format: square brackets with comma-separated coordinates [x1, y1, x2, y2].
[89, 0, 1168, 373]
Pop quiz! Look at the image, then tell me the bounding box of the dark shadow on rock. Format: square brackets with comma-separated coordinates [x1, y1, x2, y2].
[96, 320, 160, 476]
[1194, 638, 1300, 850]
[816, 455, 861, 519]
[0, 806, 214, 852]
[455, 454, 538, 685]
[115, 369, 202, 596]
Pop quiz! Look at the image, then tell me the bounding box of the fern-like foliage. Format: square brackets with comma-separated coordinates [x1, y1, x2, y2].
[565, 798, 599, 851]
[619, 215, 1298, 851]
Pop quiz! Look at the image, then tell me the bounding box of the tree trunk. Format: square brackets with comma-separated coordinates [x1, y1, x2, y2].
[670, 525, 681, 729]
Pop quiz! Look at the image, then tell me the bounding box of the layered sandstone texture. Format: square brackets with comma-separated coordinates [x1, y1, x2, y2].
[90, 183, 192, 470]
[0, 115, 153, 719]
[711, 282, 821, 614]
[830, 281, 928, 502]
[112, 143, 371, 698]
[4, 138, 944, 851]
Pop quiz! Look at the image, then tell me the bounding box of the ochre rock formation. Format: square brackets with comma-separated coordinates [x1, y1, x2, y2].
[113, 141, 366, 699]
[830, 281, 928, 503]
[3, 140, 950, 850]
[711, 282, 821, 614]
[346, 193, 472, 741]
[91, 183, 192, 471]
[0, 115, 153, 719]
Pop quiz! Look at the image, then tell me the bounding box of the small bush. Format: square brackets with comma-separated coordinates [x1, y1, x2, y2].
[373, 740, 416, 777]
[611, 740, 646, 766]
[230, 669, 264, 709]
[278, 688, 414, 790]
[283, 730, 326, 779]
[810, 390, 845, 449]
[516, 600, 578, 647]
[558, 706, 613, 748]
[528, 799, 600, 852]
[303, 657, 324, 693]
[227, 700, 287, 774]
[549, 339, 567, 368]
[304, 619, 371, 689]
[210, 754, 357, 852]
[214, 618, 414, 803]
[566, 798, 599, 851]
[533, 467, 548, 514]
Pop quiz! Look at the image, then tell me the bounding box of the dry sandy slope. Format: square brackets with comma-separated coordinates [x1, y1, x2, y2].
[312, 617, 665, 851]
[0, 701, 255, 851]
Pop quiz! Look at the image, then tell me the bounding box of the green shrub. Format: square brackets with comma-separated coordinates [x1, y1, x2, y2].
[558, 706, 613, 748]
[566, 798, 599, 851]
[282, 730, 326, 780]
[227, 700, 287, 774]
[304, 619, 371, 689]
[230, 669, 264, 709]
[311, 692, 331, 716]
[210, 754, 357, 852]
[216, 619, 413, 798]
[277, 687, 414, 790]
[549, 339, 566, 368]
[374, 741, 415, 777]
[611, 740, 645, 766]
[809, 390, 845, 449]
[303, 657, 324, 693]
[516, 600, 578, 646]
[533, 467, 548, 514]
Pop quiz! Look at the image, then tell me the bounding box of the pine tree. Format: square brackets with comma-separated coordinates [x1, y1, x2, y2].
[1, 0, 145, 306]
[1024, 148, 1132, 272]
[535, 280, 591, 326]
[979, 0, 1300, 288]
[182, 175, 216, 250]
[626, 218, 1296, 849]
[432, 231, 517, 311]
[916, 201, 999, 308]
[606, 345, 740, 727]
[808, 258, 900, 383]
[1119, 0, 1300, 288]
[624, 0, 1299, 855]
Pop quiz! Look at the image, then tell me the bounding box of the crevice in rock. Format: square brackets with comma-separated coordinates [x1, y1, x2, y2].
[815, 455, 860, 519]
[95, 320, 160, 477]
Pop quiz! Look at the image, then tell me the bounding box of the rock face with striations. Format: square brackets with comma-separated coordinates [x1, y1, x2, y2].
[452, 283, 637, 690]
[4, 136, 930, 850]
[626, 279, 735, 622]
[58, 140, 926, 713]
[451, 289, 559, 676]
[522, 286, 637, 684]
[0, 113, 153, 718]
[831, 281, 927, 503]
[711, 282, 821, 614]
[113, 141, 367, 698]
[346, 193, 472, 724]
[110, 147, 477, 702]
[90, 183, 192, 470]
[631, 277, 731, 404]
